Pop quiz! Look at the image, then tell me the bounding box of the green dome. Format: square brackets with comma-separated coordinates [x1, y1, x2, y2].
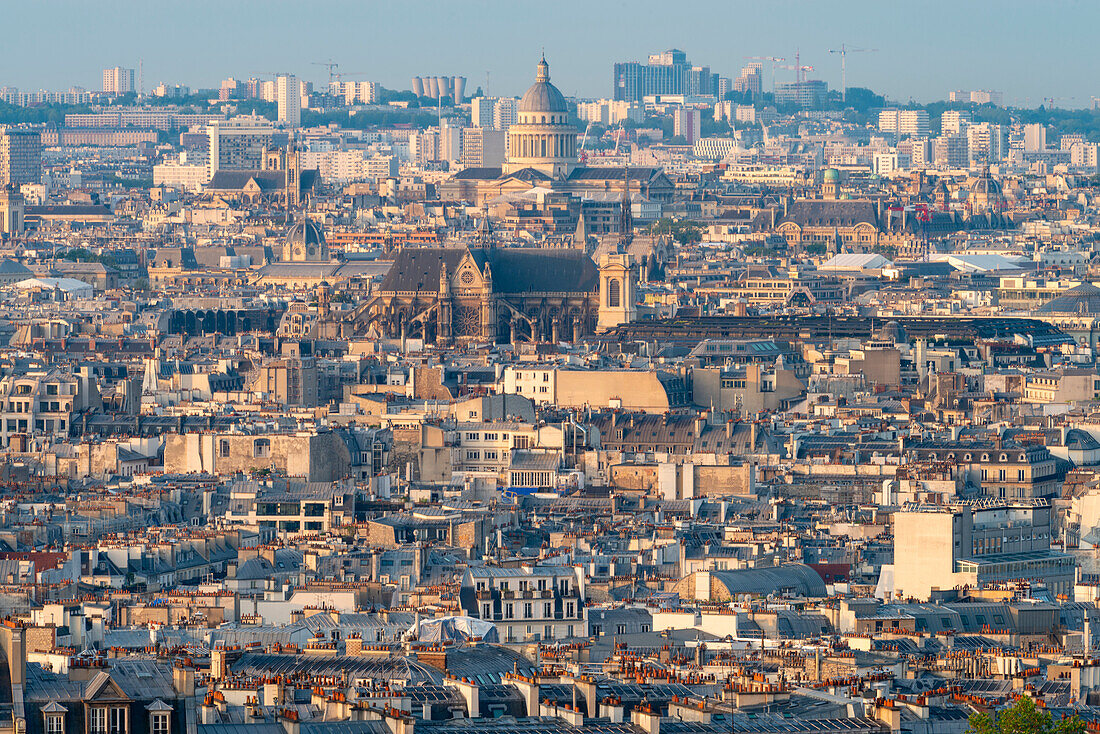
[823, 168, 841, 183]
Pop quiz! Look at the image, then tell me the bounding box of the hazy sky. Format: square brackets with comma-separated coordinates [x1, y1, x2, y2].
[3, 0, 1097, 107]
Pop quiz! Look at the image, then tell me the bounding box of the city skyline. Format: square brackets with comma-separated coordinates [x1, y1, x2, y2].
[2, 0, 1099, 106]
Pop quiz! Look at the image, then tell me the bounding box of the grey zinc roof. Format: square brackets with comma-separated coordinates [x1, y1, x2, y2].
[778, 199, 879, 228]
[379, 247, 598, 295]
[452, 167, 505, 180]
[709, 563, 828, 598]
[1035, 283, 1100, 314]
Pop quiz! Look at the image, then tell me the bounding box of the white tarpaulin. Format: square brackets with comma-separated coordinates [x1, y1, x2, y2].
[409, 615, 498, 643]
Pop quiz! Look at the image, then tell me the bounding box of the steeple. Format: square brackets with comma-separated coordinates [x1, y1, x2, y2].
[574, 209, 592, 251]
[477, 201, 493, 248]
[618, 163, 633, 250]
[536, 55, 550, 83]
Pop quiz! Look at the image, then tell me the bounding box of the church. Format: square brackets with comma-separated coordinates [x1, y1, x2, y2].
[360, 245, 628, 344]
[437, 57, 675, 206]
[352, 57, 650, 346]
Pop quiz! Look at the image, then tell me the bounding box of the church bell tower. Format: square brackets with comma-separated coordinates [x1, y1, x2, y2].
[597, 252, 637, 332]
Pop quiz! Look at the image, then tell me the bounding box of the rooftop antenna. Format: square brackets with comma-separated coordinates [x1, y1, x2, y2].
[138, 58, 143, 97]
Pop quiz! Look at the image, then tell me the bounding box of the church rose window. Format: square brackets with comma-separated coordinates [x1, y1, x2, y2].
[454, 306, 481, 336]
[461, 270, 475, 285]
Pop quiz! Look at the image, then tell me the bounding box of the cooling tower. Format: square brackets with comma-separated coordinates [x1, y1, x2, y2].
[452, 76, 466, 104]
[436, 76, 450, 99]
[427, 76, 439, 99]
[411, 76, 424, 97]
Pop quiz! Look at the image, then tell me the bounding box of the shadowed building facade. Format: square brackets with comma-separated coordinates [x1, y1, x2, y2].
[362, 244, 613, 345]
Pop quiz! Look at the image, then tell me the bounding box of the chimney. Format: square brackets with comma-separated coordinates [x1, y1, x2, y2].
[444, 676, 480, 718]
[264, 681, 281, 707]
[510, 673, 540, 717]
[601, 698, 624, 723]
[631, 706, 661, 734]
[345, 634, 363, 656]
[172, 664, 195, 696]
[571, 674, 597, 718]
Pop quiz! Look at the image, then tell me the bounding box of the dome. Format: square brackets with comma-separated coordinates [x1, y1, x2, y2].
[822, 168, 841, 183]
[971, 168, 1002, 195]
[1035, 283, 1100, 314]
[285, 218, 325, 248]
[876, 320, 908, 344]
[518, 57, 568, 114]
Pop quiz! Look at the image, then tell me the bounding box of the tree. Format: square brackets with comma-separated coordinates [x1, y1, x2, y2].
[967, 696, 1084, 734]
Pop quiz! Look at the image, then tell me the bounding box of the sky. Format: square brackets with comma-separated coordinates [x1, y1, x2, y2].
[2, 0, 1098, 107]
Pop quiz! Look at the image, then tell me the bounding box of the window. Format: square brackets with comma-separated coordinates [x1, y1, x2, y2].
[253, 439, 270, 458]
[151, 713, 169, 734]
[466, 432, 480, 441]
[219, 440, 231, 458]
[466, 450, 480, 461]
[90, 708, 107, 734]
[46, 715, 64, 734]
[523, 603, 532, 619]
[607, 278, 621, 308]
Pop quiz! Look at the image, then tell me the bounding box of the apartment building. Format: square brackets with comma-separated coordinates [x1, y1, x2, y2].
[0, 128, 41, 186]
[461, 566, 586, 641]
[934, 134, 969, 169]
[206, 115, 276, 177]
[576, 99, 644, 126]
[224, 481, 354, 536]
[460, 127, 506, 167]
[0, 370, 94, 447]
[878, 109, 930, 138]
[452, 420, 565, 487]
[102, 66, 135, 94]
[276, 74, 301, 127]
[502, 366, 691, 413]
[893, 501, 1073, 600]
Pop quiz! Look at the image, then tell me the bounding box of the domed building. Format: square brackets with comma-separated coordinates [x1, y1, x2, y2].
[1033, 282, 1100, 349]
[968, 166, 1004, 214]
[439, 56, 675, 208]
[282, 217, 329, 262]
[502, 57, 578, 178]
[821, 167, 841, 200]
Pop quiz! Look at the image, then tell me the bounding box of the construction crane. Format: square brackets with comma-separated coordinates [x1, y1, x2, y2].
[332, 72, 369, 83]
[1044, 96, 1075, 110]
[777, 63, 814, 84]
[312, 60, 340, 85]
[613, 123, 625, 156]
[828, 45, 877, 103]
[744, 56, 785, 94]
[579, 121, 594, 164]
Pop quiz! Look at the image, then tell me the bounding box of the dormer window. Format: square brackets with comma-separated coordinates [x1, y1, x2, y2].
[43, 702, 66, 734]
[146, 700, 173, 734]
